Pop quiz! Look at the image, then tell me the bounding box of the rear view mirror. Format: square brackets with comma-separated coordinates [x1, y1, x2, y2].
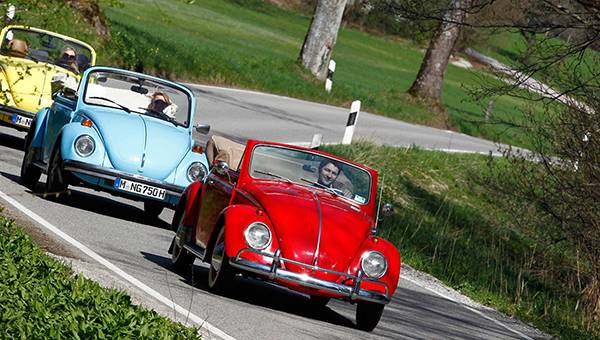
[382, 203, 394, 217]
[215, 161, 229, 176]
[130, 85, 148, 94]
[195, 124, 210, 134]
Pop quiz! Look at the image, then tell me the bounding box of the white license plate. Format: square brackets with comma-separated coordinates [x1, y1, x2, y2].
[114, 177, 166, 200]
[12, 114, 32, 127]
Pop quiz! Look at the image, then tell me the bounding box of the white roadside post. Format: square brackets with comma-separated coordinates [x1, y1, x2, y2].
[342, 100, 361, 145]
[310, 133, 323, 149]
[325, 59, 336, 93]
[6, 4, 15, 22]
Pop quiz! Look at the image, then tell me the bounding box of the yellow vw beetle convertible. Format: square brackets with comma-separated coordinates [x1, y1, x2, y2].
[0, 25, 96, 131]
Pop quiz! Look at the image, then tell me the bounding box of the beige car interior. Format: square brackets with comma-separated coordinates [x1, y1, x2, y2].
[205, 135, 245, 171]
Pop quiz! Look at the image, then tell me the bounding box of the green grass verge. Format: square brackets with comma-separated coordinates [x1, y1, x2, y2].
[0, 212, 199, 338]
[323, 142, 598, 339]
[98, 0, 540, 149]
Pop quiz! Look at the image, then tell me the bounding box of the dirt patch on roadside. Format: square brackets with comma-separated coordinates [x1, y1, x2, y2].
[1, 205, 83, 260]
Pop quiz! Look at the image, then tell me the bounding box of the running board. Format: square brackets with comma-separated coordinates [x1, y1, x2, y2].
[183, 243, 206, 261]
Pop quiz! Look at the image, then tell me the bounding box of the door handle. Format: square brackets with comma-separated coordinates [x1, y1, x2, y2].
[208, 179, 215, 185]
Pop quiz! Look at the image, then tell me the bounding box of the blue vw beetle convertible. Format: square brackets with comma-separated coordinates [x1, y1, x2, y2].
[20, 66, 210, 217]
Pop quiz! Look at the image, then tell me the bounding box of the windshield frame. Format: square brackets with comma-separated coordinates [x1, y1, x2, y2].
[248, 143, 373, 205]
[0, 26, 96, 69]
[80, 68, 194, 129]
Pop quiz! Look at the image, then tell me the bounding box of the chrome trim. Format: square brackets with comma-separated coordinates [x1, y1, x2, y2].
[230, 248, 391, 304]
[312, 191, 323, 268]
[62, 160, 185, 197]
[244, 222, 272, 250]
[361, 251, 388, 279]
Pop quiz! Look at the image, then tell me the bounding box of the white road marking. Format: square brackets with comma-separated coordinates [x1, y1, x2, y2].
[0, 189, 235, 340]
[401, 275, 533, 339]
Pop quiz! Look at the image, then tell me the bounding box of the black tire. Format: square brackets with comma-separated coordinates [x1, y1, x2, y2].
[20, 132, 41, 190]
[309, 295, 330, 307]
[144, 201, 164, 218]
[45, 145, 68, 197]
[170, 210, 195, 271]
[207, 227, 233, 292]
[356, 301, 385, 332]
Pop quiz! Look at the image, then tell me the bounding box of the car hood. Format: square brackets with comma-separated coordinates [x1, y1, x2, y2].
[242, 181, 372, 280]
[0, 58, 74, 113]
[83, 108, 190, 180]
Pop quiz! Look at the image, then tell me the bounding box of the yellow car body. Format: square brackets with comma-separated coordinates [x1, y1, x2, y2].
[0, 25, 96, 131]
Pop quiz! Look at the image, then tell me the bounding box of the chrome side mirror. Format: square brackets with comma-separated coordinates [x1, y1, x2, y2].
[382, 203, 394, 217]
[195, 124, 210, 134]
[215, 161, 229, 176]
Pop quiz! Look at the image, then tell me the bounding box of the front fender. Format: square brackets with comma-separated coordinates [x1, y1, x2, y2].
[31, 107, 50, 149]
[347, 237, 401, 297]
[171, 147, 209, 188]
[59, 122, 105, 166]
[223, 204, 279, 262]
[0, 65, 16, 107]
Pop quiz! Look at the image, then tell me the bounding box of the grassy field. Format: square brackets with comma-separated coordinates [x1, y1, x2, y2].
[97, 0, 541, 149]
[0, 213, 199, 338]
[323, 142, 597, 339]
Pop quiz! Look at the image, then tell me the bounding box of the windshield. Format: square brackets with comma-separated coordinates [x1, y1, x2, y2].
[83, 70, 191, 127]
[249, 145, 372, 204]
[0, 28, 93, 73]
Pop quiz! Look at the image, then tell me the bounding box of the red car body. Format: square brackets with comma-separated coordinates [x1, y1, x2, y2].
[169, 139, 401, 331]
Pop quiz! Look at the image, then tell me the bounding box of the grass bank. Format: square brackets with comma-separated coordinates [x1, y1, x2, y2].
[323, 142, 597, 339]
[0, 212, 199, 338]
[99, 0, 539, 149]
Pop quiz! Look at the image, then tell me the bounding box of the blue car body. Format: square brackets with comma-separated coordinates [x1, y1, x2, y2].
[22, 66, 209, 208]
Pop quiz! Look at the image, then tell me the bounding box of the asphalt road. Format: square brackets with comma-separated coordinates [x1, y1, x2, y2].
[0, 87, 539, 340]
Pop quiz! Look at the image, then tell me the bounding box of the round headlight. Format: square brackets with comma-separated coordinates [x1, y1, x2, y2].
[187, 162, 207, 182]
[361, 251, 387, 279]
[74, 135, 95, 157]
[244, 222, 271, 250]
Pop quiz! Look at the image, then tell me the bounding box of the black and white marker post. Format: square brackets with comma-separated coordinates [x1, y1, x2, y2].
[325, 59, 336, 93]
[342, 100, 361, 145]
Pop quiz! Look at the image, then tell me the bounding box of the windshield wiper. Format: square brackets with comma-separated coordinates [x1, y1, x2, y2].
[89, 96, 131, 113]
[255, 170, 293, 184]
[300, 177, 341, 196]
[138, 107, 178, 127]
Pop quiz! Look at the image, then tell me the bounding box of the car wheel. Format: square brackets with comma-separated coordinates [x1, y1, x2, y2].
[207, 227, 233, 292]
[45, 145, 68, 197]
[356, 301, 385, 332]
[20, 132, 41, 190]
[309, 295, 330, 307]
[170, 209, 195, 272]
[144, 201, 164, 218]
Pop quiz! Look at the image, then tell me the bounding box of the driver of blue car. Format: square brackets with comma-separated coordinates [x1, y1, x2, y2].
[148, 91, 178, 119]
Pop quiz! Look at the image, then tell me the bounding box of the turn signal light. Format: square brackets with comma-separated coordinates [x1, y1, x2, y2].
[81, 119, 92, 127]
[192, 145, 203, 153]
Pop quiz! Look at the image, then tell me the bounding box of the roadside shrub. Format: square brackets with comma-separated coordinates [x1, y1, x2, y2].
[0, 214, 199, 338]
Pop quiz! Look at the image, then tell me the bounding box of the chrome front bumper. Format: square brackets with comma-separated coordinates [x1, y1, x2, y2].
[229, 248, 391, 304]
[63, 160, 185, 198]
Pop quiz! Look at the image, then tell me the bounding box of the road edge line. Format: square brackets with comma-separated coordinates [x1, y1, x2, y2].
[0, 189, 235, 340]
[401, 275, 533, 339]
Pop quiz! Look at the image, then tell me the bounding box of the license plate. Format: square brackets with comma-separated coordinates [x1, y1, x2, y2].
[11, 114, 32, 127]
[114, 177, 166, 200]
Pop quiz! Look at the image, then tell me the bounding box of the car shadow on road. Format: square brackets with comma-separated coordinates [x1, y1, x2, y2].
[0, 130, 25, 151]
[140, 251, 358, 329]
[0, 170, 171, 229]
[142, 250, 529, 339]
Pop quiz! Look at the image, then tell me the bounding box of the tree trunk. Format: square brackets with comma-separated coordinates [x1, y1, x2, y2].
[408, 0, 472, 104]
[298, 0, 348, 80]
[65, 0, 109, 39]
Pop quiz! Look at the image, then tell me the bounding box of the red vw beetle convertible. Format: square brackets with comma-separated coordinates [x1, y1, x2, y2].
[169, 138, 400, 331]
